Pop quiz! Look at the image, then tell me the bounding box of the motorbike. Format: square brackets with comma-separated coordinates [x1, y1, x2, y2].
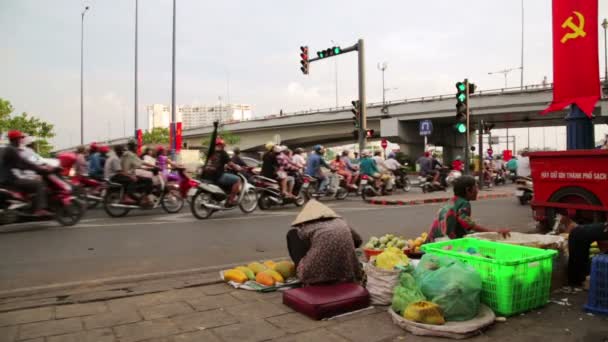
[360, 174, 395, 200]
[515, 176, 533, 205]
[190, 172, 258, 219]
[253, 173, 305, 210]
[0, 169, 85, 226]
[103, 169, 185, 217]
[494, 169, 507, 186]
[446, 169, 462, 186]
[418, 168, 448, 193]
[302, 171, 348, 201]
[166, 167, 200, 204]
[70, 175, 107, 209]
[393, 167, 412, 192]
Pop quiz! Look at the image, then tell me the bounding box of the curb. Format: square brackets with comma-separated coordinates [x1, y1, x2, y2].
[366, 192, 512, 206]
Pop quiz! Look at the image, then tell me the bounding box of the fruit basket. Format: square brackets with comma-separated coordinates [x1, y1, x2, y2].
[421, 238, 557, 316]
[363, 233, 428, 261]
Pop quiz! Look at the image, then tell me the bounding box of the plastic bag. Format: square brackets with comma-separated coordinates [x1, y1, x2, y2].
[376, 247, 409, 270]
[391, 272, 426, 314]
[415, 254, 482, 321]
[364, 262, 401, 305]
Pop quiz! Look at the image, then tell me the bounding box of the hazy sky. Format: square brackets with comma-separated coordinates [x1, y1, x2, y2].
[1, 0, 606, 149]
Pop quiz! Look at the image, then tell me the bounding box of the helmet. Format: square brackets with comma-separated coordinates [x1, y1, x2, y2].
[387, 152, 396, 159]
[294, 147, 304, 154]
[424, 151, 431, 157]
[361, 149, 371, 157]
[313, 145, 323, 152]
[7, 130, 25, 141]
[233, 147, 241, 154]
[89, 142, 99, 152]
[99, 145, 110, 153]
[156, 145, 166, 154]
[215, 137, 225, 146]
[265, 142, 275, 151]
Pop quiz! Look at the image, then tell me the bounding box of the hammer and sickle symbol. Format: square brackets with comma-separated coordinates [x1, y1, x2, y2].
[560, 11, 586, 44]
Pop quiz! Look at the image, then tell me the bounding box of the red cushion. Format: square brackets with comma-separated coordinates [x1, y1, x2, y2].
[283, 283, 370, 320]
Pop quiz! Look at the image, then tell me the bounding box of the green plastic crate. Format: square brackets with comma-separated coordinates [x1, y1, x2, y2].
[421, 238, 557, 316]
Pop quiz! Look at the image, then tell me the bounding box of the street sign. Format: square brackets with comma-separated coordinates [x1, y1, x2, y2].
[491, 136, 500, 144]
[419, 120, 433, 136]
[381, 138, 388, 149]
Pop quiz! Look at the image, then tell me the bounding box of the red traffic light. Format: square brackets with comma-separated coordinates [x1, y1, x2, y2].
[366, 129, 374, 138]
[299, 46, 309, 75]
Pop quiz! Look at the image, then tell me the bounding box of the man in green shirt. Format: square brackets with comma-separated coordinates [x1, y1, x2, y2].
[427, 175, 511, 242]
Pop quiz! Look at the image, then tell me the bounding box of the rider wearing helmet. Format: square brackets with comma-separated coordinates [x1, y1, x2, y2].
[262, 143, 291, 197]
[121, 140, 155, 204]
[201, 138, 242, 206]
[305, 145, 332, 193]
[0, 130, 50, 216]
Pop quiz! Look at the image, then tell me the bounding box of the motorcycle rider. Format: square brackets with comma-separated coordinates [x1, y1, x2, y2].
[359, 150, 384, 189]
[88, 143, 104, 180]
[340, 150, 359, 188]
[277, 146, 299, 197]
[0, 130, 51, 216]
[104, 144, 138, 204]
[291, 148, 306, 171]
[261, 143, 291, 198]
[122, 140, 155, 205]
[201, 138, 242, 206]
[417, 152, 439, 184]
[451, 156, 464, 172]
[305, 145, 333, 193]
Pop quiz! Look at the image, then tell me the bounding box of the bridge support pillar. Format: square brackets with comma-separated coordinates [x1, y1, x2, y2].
[566, 104, 595, 149]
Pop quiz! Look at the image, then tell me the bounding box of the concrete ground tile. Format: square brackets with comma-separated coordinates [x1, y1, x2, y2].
[83, 310, 141, 330]
[19, 338, 45, 342]
[212, 320, 285, 342]
[55, 302, 108, 318]
[200, 283, 233, 295]
[185, 294, 241, 312]
[167, 288, 207, 301]
[143, 330, 223, 342]
[0, 325, 18, 342]
[0, 298, 59, 312]
[0, 307, 54, 326]
[106, 293, 166, 312]
[113, 319, 180, 342]
[139, 302, 193, 320]
[172, 309, 238, 331]
[229, 290, 270, 302]
[266, 296, 294, 313]
[271, 328, 348, 342]
[225, 301, 289, 321]
[266, 312, 331, 334]
[47, 328, 115, 342]
[328, 312, 403, 342]
[18, 317, 83, 340]
[67, 290, 130, 303]
[128, 279, 184, 293]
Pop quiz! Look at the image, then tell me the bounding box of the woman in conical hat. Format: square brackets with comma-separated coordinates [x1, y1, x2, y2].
[288, 199, 363, 285]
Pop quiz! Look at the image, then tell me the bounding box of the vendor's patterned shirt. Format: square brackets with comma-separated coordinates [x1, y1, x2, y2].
[427, 196, 477, 242]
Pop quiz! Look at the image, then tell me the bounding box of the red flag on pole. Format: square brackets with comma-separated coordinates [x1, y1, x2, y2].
[136, 129, 143, 156]
[541, 0, 600, 117]
[175, 122, 182, 153]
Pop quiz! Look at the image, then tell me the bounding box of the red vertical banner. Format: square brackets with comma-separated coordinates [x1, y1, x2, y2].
[175, 122, 183, 153]
[136, 129, 143, 156]
[169, 123, 176, 152]
[542, 0, 600, 117]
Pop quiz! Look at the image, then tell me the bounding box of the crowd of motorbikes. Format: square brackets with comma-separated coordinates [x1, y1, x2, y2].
[0, 146, 533, 227]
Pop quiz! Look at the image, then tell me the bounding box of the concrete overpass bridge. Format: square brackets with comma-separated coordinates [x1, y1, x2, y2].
[57, 82, 608, 161]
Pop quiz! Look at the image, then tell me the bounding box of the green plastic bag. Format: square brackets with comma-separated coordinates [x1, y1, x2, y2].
[414, 254, 482, 321]
[391, 272, 426, 314]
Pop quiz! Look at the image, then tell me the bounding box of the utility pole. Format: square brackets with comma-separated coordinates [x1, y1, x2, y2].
[80, 5, 90, 145]
[464, 79, 470, 174]
[357, 39, 367, 152]
[134, 0, 139, 136]
[170, 0, 177, 159]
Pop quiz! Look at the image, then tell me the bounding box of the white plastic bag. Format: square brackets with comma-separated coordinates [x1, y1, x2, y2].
[364, 262, 400, 305]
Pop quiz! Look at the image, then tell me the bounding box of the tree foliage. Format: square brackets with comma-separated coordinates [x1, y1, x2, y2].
[143, 127, 170, 145]
[0, 98, 55, 156]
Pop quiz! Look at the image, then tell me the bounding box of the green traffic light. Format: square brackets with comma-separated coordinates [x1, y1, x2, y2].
[333, 47, 341, 54]
[457, 93, 466, 102]
[456, 123, 467, 133]
[456, 82, 466, 91]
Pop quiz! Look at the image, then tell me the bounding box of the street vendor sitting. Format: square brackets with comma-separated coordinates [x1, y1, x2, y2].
[426, 175, 511, 242]
[286, 199, 363, 286]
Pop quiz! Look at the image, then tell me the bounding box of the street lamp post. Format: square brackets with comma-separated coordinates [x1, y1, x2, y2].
[170, 0, 176, 159]
[377, 62, 388, 113]
[134, 0, 139, 136]
[80, 5, 90, 145]
[602, 18, 608, 84]
[330, 40, 338, 108]
[520, 0, 524, 90]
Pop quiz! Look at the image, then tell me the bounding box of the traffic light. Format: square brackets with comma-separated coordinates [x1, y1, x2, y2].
[483, 122, 495, 134]
[365, 129, 374, 138]
[299, 46, 309, 75]
[352, 130, 359, 141]
[316, 46, 342, 59]
[351, 100, 360, 128]
[454, 80, 475, 134]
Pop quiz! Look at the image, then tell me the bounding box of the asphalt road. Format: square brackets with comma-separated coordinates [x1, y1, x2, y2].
[0, 196, 534, 291]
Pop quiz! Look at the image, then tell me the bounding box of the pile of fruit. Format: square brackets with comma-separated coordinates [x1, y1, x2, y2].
[364, 233, 428, 253]
[223, 260, 296, 287]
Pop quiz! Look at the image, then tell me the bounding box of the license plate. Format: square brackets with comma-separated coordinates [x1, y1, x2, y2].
[515, 190, 524, 196]
[187, 188, 198, 197]
[360, 179, 368, 185]
[302, 183, 309, 188]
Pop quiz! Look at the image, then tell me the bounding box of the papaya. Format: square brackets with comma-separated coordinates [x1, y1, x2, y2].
[235, 266, 255, 281]
[273, 261, 296, 279]
[247, 262, 268, 275]
[404, 301, 445, 325]
[224, 269, 248, 284]
[263, 260, 277, 269]
[262, 269, 284, 283]
[255, 271, 275, 286]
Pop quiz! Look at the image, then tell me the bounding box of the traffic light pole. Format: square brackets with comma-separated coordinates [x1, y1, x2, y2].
[464, 78, 470, 175]
[357, 39, 367, 152]
[478, 119, 484, 190]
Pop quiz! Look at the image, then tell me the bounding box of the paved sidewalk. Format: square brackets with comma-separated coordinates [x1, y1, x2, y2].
[366, 184, 516, 206]
[1, 270, 607, 342]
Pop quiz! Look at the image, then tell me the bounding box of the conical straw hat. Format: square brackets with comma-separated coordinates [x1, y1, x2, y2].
[291, 199, 341, 226]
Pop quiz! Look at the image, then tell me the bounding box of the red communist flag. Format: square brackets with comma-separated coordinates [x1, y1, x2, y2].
[541, 0, 600, 117]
